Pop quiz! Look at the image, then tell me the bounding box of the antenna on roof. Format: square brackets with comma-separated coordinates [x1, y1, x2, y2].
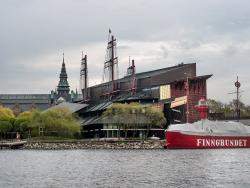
[228, 76, 244, 121]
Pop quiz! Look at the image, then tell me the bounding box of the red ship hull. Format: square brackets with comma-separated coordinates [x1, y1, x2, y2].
[165, 131, 250, 149]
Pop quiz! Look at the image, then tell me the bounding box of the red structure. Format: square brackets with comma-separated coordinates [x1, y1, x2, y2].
[127, 59, 136, 95]
[165, 131, 250, 149]
[170, 75, 211, 123]
[197, 97, 208, 120]
[165, 97, 250, 149]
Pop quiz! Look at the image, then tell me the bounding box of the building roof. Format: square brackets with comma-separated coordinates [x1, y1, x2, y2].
[0, 94, 50, 100]
[114, 92, 158, 102]
[172, 74, 212, 83]
[82, 116, 104, 125]
[46, 102, 88, 113]
[134, 63, 196, 80]
[86, 101, 113, 112]
[91, 63, 196, 88]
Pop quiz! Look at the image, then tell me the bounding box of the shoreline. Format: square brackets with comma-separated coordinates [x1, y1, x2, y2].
[21, 140, 165, 150]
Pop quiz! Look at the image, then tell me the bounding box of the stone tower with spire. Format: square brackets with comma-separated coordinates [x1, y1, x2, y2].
[50, 53, 80, 104]
[57, 54, 70, 97]
[51, 54, 71, 103]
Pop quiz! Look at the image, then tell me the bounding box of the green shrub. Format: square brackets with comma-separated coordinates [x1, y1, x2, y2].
[30, 107, 80, 138]
[0, 106, 15, 118]
[0, 120, 13, 132]
[0, 107, 80, 139]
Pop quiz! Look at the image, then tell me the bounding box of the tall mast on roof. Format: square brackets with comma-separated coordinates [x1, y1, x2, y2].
[127, 59, 136, 95]
[80, 52, 88, 101]
[103, 29, 119, 97]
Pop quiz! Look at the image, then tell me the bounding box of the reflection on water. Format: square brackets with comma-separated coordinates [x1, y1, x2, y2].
[0, 149, 250, 188]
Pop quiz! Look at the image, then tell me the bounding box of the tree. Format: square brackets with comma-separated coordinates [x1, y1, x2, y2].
[15, 111, 35, 137]
[145, 106, 166, 138]
[127, 103, 146, 138]
[39, 107, 80, 138]
[207, 99, 224, 113]
[102, 103, 129, 138]
[0, 106, 81, 139]
[102, 103, 166, 139]
[0, 106, 15, 134]
[208, 98, 250, 118]
[0, 106, 15, 119]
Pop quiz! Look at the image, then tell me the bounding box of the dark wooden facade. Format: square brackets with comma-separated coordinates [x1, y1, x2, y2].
[84, 63, 196, 102]
[82, 63, 211, 123]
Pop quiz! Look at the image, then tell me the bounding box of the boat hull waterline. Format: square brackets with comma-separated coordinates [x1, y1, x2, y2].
[165, 131, 250, 149]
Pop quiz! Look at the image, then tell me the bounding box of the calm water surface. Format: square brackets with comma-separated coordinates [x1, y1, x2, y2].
[0, 149, 250, 188]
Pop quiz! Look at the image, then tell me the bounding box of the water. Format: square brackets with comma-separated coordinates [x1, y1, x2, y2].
[0, 149, 250, 188]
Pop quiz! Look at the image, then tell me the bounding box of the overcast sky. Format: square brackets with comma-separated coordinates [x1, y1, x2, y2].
[0, 0, 250, 104]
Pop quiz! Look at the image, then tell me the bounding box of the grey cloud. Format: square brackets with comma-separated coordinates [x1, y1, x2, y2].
[223, 46, 238, 56]
[117, 45, 131, 50]
[160, 45, 168, 59]
[178, 40, 202, 50]
[1, 0, 250, 104]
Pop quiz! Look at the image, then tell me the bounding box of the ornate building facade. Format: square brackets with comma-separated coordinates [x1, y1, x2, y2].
[50, 54, 79, 104]
[0, 54, 79, 114]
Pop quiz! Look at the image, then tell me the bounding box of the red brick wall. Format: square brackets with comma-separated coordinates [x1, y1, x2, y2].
[170, 78, 207, 123]
[170, 81, 186, 98]
[187, 79, 207, 123]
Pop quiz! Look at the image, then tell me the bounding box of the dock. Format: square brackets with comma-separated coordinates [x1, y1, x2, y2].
[0, 140, 27, 149]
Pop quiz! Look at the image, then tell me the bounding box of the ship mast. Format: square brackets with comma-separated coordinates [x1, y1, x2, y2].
[103, 29, 119, 97]
[80, 53, 88, 101]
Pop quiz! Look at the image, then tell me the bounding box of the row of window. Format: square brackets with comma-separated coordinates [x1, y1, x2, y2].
[0, 95, 50, 100]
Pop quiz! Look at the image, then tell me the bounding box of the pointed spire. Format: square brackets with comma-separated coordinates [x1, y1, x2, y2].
[57, 53, 70, 96]
[60, 53, 66, 75]
[63, 52, 65, 64]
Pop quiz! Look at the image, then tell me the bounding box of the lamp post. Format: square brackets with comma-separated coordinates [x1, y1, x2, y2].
[228, 76, 242, 122]
[235, 76, 241, 121]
